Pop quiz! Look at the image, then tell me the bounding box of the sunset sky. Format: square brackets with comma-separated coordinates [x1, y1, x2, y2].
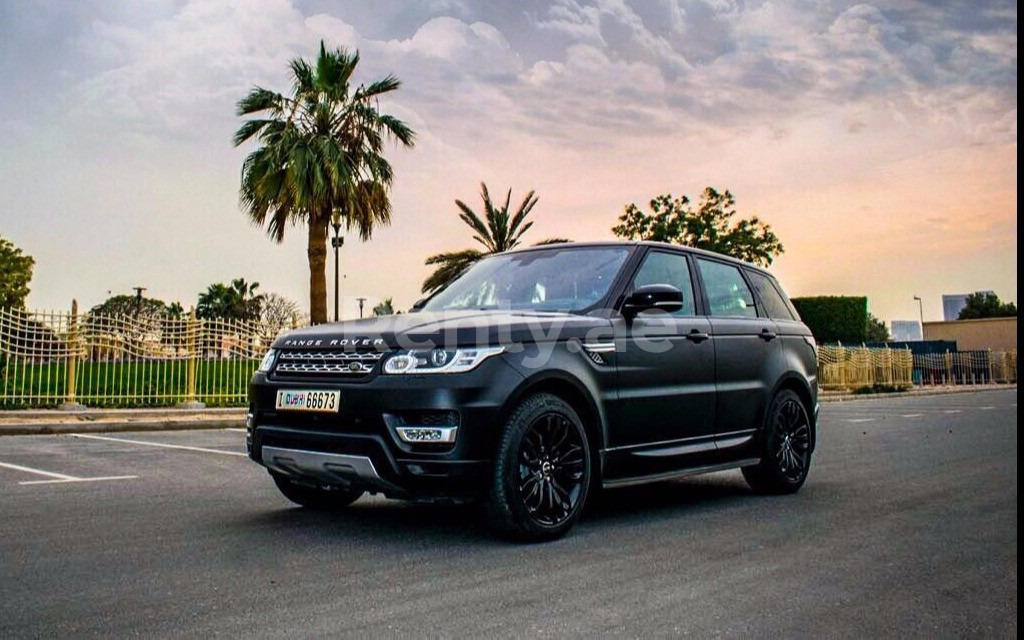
[0, 0, 1016, 323]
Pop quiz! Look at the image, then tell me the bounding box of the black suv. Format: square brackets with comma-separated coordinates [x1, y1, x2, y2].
[247, 242, 817, 541]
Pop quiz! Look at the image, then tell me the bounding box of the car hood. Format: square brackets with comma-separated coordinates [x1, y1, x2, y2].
[272, 310, 614, 350]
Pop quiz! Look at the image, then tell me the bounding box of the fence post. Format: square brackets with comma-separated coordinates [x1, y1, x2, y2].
[60, 299, 86, 411]
[179, 307, 205, 409]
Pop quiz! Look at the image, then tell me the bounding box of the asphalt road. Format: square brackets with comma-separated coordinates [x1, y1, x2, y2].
[0, 390, 1016, 638]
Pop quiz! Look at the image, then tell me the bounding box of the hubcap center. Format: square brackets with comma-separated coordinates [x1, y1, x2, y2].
[541, 460, 554, 475]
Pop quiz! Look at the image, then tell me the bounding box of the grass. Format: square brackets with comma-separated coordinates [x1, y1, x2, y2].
[0, 360, 258, 408]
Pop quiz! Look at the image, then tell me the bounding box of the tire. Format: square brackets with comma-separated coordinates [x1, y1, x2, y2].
[485, 393, 592, 542]
[743, 389, 814, 495]
[270, 471, 363, 510]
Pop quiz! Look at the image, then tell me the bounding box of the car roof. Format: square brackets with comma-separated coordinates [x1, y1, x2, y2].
[500, 240, 775, 277]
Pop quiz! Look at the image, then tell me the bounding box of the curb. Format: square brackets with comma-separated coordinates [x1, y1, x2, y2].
[0, 418, 244, 437]
[820, 384, 1016, 403]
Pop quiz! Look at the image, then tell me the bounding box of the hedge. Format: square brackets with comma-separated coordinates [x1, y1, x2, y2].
[790, 296, 868, 344]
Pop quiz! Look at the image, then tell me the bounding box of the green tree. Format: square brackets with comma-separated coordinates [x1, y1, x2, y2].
[865, 313, 890, 342]
[372, 297, 395, 316]
[89, 294, 177, 319]
[612, 187, 784, 266]
[0, 237, 35, 309]
[422, 183, 569, 293]
[196, 278, 263, 321]
[958, 292, 1017, 319]
[235, 41, 415, 324]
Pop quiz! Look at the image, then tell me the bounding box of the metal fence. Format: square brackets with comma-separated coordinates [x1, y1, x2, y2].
[818, 344, 1017, 390]
[0, 303, 293, 408]
[0, 305, 1018, 407]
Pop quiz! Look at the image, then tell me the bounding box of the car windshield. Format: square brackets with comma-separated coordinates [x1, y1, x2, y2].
[423, 246, 630, 313]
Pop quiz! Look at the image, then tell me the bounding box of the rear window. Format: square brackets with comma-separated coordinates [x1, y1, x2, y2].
[746, 270, 796, 321]
[696, 259, 757, 318]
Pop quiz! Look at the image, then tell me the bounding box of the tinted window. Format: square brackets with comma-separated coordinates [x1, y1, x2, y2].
[747, 271, 795, 320]
[424, 246, 630, 312]
[696, 259, 757, 318]
[630, 251, 696, 316]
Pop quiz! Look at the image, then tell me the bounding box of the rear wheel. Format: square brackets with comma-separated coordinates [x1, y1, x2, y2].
[743, 389, 813, 494]
[485, 393, 591, 542]
[270, 472, 363, 510]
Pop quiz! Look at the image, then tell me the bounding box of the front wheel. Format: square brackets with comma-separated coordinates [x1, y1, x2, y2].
[743, 389, 814, 494]
[485, 393, 592, 542]
[270, 472, 363, 510]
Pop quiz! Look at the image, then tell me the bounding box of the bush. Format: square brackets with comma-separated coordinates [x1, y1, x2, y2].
[791, 296, 868, 344]
[852, 384, 912, 395]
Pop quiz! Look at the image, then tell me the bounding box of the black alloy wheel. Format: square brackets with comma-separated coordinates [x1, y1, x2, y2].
[516, 412, 588, 526]
[743, 389, 813, 494]
[773, 395, 812, 482]
[486, 393, 592, 541]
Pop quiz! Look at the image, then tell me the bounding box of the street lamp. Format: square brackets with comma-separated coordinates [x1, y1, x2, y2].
[331, 210, 345, 323]
[913, 296, 924, 339]
[356, 297, 367, 319]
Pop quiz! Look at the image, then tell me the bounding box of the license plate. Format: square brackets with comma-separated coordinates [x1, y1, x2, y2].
[275, 389, 340, 413]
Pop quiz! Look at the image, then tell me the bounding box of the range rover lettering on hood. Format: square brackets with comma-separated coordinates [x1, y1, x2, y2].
[282, 338, 385, 348]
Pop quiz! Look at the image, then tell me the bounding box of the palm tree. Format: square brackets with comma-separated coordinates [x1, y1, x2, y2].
[234, 42, 415, 323]
[372, 297, 395, 317]
[422, 183, 568, 294]
[197, 278, 263, 321]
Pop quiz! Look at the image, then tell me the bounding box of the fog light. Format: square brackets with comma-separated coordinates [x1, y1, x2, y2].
[396, 426, 458, 444]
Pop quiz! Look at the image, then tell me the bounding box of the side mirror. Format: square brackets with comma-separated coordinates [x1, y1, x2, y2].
[622, 284, 683, 319]
[410, 298, 428, 312]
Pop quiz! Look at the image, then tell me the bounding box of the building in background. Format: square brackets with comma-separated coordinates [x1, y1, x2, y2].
[924, 317, 1017, 351]
[891, 320, 923, 341]
[942, 291, 996, 321]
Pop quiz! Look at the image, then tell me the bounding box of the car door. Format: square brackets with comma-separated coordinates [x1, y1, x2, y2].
[608, 249, 717, 476]
[694, 257, 779, 444]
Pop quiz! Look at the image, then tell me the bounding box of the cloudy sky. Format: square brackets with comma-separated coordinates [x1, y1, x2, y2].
[0, 0, 1016, 321]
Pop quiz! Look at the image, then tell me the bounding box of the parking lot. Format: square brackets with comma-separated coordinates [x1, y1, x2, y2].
[0, 389, 1016, 637]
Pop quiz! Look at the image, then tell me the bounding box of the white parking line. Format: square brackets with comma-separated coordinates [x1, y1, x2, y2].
[71, 433, 247, 457]
[901, 414, 923, 418]
[848, 418, 875, 423]
[0, 460, 136, 486]
[979, 406, 996, 410]
[944, 410, 962, 414]
[224, 428, 247, 433]
[20, 475, 137, 486]
[0, 460, 77, 480]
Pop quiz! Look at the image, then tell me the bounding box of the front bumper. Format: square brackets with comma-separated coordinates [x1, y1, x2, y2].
[247, 357, 524, 499]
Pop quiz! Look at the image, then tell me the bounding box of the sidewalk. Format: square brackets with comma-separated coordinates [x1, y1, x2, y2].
[0, 407, 245, 436]
[819, 383, 1016, 402]
[0, 384, 1015, 436]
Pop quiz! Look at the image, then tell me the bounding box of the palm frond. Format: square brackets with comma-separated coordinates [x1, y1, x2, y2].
[422, 249, 484, 293]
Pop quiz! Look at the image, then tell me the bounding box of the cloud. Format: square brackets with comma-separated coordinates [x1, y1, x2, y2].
[0, 0, 1015, 319]
[26, 0, 1011, 154]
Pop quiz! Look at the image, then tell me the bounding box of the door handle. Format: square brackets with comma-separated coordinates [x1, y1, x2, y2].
[759, 329, 777, 342]
[685, 329, 710, 343]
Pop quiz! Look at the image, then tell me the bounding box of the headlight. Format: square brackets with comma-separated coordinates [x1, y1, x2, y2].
[257, 348, 277, 372]
[383, 346, 505, 374]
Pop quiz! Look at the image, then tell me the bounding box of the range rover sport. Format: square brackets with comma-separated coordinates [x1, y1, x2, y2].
[247, 242, 818, 541]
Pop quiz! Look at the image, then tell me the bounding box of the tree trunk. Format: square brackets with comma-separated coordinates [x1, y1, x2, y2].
[307, 220, 329, 324]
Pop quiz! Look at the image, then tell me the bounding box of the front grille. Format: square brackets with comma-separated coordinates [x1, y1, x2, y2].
[273, 349, 386, 377]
